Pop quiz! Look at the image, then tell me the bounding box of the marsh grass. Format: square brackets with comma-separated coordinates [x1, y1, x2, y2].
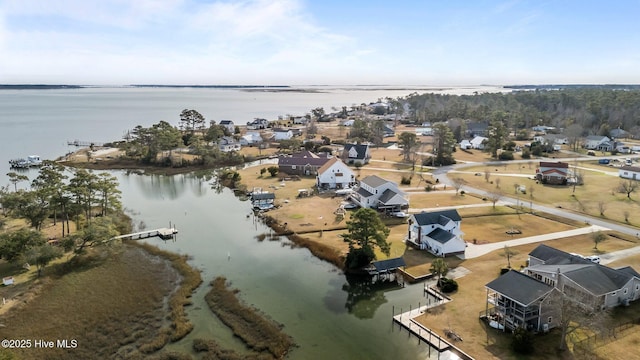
[204, 277, 295, 359]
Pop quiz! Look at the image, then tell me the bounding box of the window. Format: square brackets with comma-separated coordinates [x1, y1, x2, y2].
[548, 317, 552, 323]
[624, 289, 628, 295]
[292, 165, 296, 169]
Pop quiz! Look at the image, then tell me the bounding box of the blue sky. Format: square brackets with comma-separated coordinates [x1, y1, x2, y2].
[1, 0, 639, 85]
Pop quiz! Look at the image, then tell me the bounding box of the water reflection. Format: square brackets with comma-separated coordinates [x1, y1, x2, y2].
[341, 274, 403, 319]
[125, 171, 215, 200]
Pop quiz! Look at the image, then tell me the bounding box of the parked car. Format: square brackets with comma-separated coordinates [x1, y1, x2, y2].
[586, 255, 601, 264]
[342, 202, 358, 209]
[390, 211, 408, 218]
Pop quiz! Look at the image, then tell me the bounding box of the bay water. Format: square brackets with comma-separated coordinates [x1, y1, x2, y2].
[0, 85, 504, 359]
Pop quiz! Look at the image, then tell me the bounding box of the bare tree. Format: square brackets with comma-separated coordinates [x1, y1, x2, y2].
[451, 178, 466, 195]
[617, 179, 638, 199]
[502, 245, 517, 268]
[484, 168, 491, 183]
[487, 189, 503, 208]
[624, 210, 630, 223]
[597, 201, 607, 216]
[495, 177, 501, 189]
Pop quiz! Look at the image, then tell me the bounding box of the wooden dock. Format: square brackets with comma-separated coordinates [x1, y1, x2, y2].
[67, 139, 104, 147]
[112, 228, 178, 241]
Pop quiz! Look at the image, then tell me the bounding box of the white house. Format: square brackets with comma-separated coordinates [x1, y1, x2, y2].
[240, 131, 263, 146]
[247, 118, 269, 130]
[583, 136, 611, 150]
[316, 158, 356, 190]
[341, 143, 371, 165]
[218, 136, 241, 152]
[219, 120, 235, 134]
[273, 128, 293, 141]
[406, 209, 465, 257]
[459, 139, 472, 150]
[470, 136, 488, 149]
[619, 165, 640, 180]
[293, 116, 308, 125]
[351, 175, 408, 211]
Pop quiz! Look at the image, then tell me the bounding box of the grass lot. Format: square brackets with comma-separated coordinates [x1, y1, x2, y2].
[455, 162, 640, 227]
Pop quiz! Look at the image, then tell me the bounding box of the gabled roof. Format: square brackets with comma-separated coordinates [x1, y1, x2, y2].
[378, 188, 403, 204]
[343, 143, 370, 159]
[541, 169, 567, 176]
[486, 270, 554, 306]
[412, 209, 461, 226]
[529, 264, 636, 296]
[273, 128, 292, 133]
[427, 228, 456, 244]
[278, 151, 330, 167]
[356, 187, 373, 198]
[529, 244, 591, 265]
[251, 192, 275, 200]
[360, 175, 389, 188]
[220, 120, 233, 125]
[585, 135, 609, 142]
[617, 266, 640, 278]
[317, 157, 339, 175]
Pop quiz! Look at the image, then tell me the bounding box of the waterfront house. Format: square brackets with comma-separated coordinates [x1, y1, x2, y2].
[316, 157, 356, 190]
[351, 175, 408, 211]
[251, 192, 275, 210]
[278, 151, 331, 176]
[619, 165, 640, 180]
[535, 161, 569, 185]
[219, 120, 235, 134]
[218, 136, 241, 152]
[341, 143, 372, 166]
[484, 270, 557, 332]
[247, 118, 270, 130]
[405, 209, 465, 257]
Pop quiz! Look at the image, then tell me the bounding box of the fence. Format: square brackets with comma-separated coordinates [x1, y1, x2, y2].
[573, 318, 640, 356]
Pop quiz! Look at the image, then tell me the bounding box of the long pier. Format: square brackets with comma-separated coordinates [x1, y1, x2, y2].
[67, 139, 105, 147]
[112, 228, 178, 241]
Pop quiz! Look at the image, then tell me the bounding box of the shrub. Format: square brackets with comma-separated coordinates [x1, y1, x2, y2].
[438, 278, 458, 293]
[521, 148, 531, 159]
[511, 327, 534, 354]
[499, 151, 514, 160]
[460, 190, 465, 195]
[267, 166, 279, 177]
[400, 176, 412, 185]
[425, 185, 434, 192]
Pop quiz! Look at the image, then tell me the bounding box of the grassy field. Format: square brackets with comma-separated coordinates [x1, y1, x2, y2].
[454, 162, 640, 226]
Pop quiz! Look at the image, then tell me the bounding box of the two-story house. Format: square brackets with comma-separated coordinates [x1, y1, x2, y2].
[273, 128, 293, 141]
[247, 118, 270, 130]
[218, 136, 241, 152]
[351, 175, 408, 211]
[316, 158, 356, 189]
[219, 120, 235, 134]
[583, 136, 612, 151]
[341, 143, 371, 166]
[405, 209, 465, 257]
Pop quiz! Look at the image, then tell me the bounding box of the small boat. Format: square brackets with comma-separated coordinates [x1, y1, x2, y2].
[489, 320, 505, 330]
[9, 155, 42, 168]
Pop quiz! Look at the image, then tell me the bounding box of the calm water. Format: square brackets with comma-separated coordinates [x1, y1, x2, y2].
[0, 86, 505, 358]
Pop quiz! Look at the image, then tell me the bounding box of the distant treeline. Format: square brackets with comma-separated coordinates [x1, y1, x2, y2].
[130, 84, 290, 89]
[504, 84, 640, 90]
[0, 84, 84, 89]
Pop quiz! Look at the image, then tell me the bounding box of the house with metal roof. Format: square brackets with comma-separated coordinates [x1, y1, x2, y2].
[405, 209, 465, 257]
[619, 165, 640, 180]
[341, 143, 371, 166]
[350, 175, 408, 211]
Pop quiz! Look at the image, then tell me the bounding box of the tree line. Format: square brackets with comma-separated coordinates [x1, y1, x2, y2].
[1, 162, 128, 275]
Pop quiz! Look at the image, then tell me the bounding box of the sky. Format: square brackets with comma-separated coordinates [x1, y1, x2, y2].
[0, 0, 639, 86]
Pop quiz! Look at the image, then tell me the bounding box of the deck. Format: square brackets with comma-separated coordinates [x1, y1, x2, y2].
[112, 228, 178, 241]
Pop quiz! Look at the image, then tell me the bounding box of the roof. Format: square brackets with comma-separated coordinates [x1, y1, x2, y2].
[360, 175, 389, 188]
[617, 266, 640, 278]
[539, 161, 569, 168]
[486, 270, 554, 306]
[317, 157, 339, 175]
[529, 244, 591, 265]
[251, 192, 275, 200]
[427, 228, 456, 244]
[372, 257, 406, 272]
[620, 165, 640, 172]
[273, 128, 292, 133]
[377, 189, 398, 204]
[585, 135, 609, 141]
[529, 264, 636, 296]
[412, 209, 461, 226]
[356, 186, 373, 198]
[343, 143, 369, 159]
[278, 151, 330, 167]
[220, 120, 233, 124]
